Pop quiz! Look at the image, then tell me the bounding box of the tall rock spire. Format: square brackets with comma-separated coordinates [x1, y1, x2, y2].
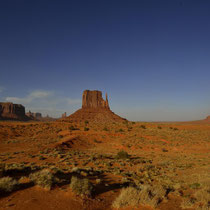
[105, 93, 109, 109]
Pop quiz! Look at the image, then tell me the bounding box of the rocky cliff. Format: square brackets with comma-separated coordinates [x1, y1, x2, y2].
[61, 90, 126, 123]
[0, 102, 29, 120]
[26, 111, 42, 119]
[82, 90, 109, 109]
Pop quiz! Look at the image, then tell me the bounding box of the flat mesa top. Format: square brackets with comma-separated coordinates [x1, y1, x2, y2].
[82, 90, 109, 109]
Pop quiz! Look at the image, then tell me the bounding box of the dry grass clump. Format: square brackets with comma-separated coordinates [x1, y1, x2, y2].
[194, 186, 210, 210]
[180, 197, 196, 209]
[0, 177, 19, 193]
[138, 184, 166, 208]
[70, 176, 93, 197]
[29, 169, 55, 190]
[112, 184, 167, 209]
[112, 187, 140, 209]
[180, 186, 210, 209]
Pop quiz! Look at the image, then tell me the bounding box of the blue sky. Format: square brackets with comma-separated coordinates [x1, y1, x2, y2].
[0, 0, 210, 121]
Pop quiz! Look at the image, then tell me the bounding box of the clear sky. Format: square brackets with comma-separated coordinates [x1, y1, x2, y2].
[0, 0, 210, 121]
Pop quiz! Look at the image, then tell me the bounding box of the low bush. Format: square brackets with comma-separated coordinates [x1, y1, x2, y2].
[29, 169, 55, 190]
[180, 197, 196, 209]
[116, 150, 130, 159]
[112, 184, 167, 209]
[69, 126, 79, 131]
[70, 176, 93, 197]
[103, 126, 109, 131]
[0, 177, 19, 193]
[84, 127, 89, 131]
[194, 187, 210, 209]
[140, 125, 146, 129]
[112, 187, 140, 209]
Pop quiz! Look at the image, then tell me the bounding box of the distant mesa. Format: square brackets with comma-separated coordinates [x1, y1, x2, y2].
[204, 116, 210, 121]
[26, 110, 56, 121]
[0, 102, 55, 121]
[26, 111, 42, 120]
[0, 102, 30, 121]
[61, 90, 126, 123]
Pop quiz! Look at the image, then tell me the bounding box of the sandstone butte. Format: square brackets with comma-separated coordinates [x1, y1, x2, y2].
[61, 90, 127, 123]
[0, 102, 29, 121]
[26, 111, 42, 120]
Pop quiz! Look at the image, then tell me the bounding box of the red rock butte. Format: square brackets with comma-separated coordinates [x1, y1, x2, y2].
[0, 102, 29, 121]
[61, 90, 127, 123]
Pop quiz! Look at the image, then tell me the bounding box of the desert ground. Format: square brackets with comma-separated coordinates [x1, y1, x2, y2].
[0, 120, 209, 210]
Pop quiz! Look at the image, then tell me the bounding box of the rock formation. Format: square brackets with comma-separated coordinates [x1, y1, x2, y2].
[61, 90, 126, 123]
[26, 111, 56, 121]
[82, 90, 109, 109]
[0, 102, 29, 121]
[62, 112, 67, 118]
[26, 111, 42, 119]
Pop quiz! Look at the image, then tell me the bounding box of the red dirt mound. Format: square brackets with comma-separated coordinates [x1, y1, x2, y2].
[53, 135, 92, 150]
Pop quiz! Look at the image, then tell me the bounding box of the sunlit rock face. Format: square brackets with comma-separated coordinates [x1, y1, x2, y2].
[82, 90, 109, 109]
[60, 90, 127, 123]
[0, 102, 28, 120]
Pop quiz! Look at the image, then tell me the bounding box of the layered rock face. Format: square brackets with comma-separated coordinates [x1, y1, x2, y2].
[61, 90, 126, 123]
[82, 90, 109, 109]
[26, 111, 42, 119]
[0, 102, 29, 120]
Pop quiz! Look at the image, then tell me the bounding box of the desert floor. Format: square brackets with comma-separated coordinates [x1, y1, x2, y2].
[0, 120, 209, 210]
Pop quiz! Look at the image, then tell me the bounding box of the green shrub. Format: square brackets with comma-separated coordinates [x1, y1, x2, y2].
[70, 176, 93, 197]
[140, 125, 146, 129]
[123, 121, 128, 125]
[162, 148, 168, 152]
[84, 120, 89, 125]
[158, 126, 162, 129]
[0, 177, 19, 193]
[190, 183, 201, 189]
[29, 169, 55, 190]
[116, 150, 130, 159]
[69, 126, 79, 131]
[103, 126, 109, 131]
[84, 127, 89, 131]
[93, 139, 101, 143]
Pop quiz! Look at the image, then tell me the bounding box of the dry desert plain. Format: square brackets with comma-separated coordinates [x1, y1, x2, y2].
[0, 120, 209, 210]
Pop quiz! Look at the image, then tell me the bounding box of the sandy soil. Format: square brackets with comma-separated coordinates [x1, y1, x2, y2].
[0, 120, 209, 209]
